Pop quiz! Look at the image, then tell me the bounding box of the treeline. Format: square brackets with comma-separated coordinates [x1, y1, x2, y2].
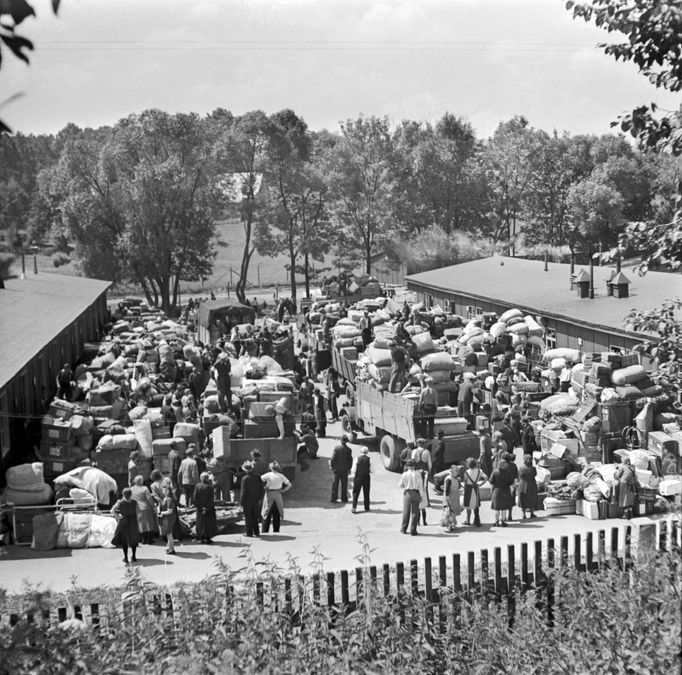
[0, 109, 679, 312]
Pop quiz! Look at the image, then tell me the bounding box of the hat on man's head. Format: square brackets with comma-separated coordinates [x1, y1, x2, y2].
[242, 460, 253, 472]
[251, 449, 261, 457]
[342, 434, 349, 442]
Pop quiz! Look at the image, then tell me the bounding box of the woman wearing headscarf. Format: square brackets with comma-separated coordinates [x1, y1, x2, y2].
[517, 454, 539, 519]
[260, 461, 292, 534]
[490, 457, 514, 527]
[193, 472, 218, 544]
[440, 465, 462, 532]
[111, 487, 140, 564]
[130, 475, 158, 544]
[613, 457, 639, 519]
[462, 457, 487, 527]
[521, 417, 538, 455]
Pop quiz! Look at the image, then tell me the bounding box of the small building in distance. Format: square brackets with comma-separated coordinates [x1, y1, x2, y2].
[406, 255, 676, 354]
[0, 272, 111, 469]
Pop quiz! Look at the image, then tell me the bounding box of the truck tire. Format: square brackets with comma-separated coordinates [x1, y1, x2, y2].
[380, 435, 404, 472]
[340, 413, 354, 435]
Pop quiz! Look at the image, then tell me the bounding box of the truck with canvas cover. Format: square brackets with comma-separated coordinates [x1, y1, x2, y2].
[342, 381, 480, 472]
[198, 300, 257, 345]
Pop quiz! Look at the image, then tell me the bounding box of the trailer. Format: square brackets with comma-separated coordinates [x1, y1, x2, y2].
[341, 381, 481, 472]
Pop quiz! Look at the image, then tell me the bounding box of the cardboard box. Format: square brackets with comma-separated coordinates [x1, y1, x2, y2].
[243, 419, 295, 439]
[36, 440, 82, 463]
[434, 417, 468, 435]
[658, 477, 682, 496]
[211, 426, 231, 459]
[41, 417, 73, 443]
[647, 432, 678, 458]
[152, 438, 186, 457]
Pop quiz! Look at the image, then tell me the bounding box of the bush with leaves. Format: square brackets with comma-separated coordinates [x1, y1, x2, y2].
[1, 538, 680, 675]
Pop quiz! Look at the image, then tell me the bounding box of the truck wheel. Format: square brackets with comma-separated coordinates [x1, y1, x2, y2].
[341, 413, 354, 435]
[380, 435, 404, 472]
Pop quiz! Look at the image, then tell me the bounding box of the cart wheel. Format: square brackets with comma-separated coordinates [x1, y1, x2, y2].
[380, 435, 404, 472]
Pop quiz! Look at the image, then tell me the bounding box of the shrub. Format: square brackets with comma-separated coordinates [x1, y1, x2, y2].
[0, 549, 679, 674]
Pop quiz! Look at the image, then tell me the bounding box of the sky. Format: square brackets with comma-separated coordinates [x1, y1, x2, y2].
[1, 0, 679, 139]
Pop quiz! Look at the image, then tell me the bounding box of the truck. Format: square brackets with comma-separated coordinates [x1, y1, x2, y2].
[331, 344, 358, 394]
[340, 381, 481, 472]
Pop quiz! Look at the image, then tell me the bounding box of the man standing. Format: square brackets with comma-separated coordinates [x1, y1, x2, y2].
[418, 377, 438, 439]
[56, 363, 74, 401]
[432, 430, 446, 474]
[398, 459, 426, 536]
[239, 461, 261, 537]
[167, 440, 183, 503]
[350, 446, 373, 513]
[457, 374, 475, 422]
[178, 446, 200, 508]
[212, 353, 232, 413]
[388, 342, 410, 393]
[193, 472, 218, 544]
[330, 434, 353, 503]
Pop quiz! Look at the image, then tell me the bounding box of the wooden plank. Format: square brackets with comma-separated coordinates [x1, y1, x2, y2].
[574, 534, 582, 572]
[341, 570, 350, 608]
[355, 568, 363, 606]
[481, 549, 489, 597]
[382, 563, 390, 597]
[467, 551, 475, 596]
[597, 529, 606, 568]
[326, 572, 335, 607]
[494, 547, 503, 596]
[410, 559, 419, 596]
[424, 557, 433, 602]
[560, 536, 569, 567]
[439, 556, 447, 588]
[521, 543, 530, 589]
[611, 527, 619, 564]
[534, 541, 543, 587]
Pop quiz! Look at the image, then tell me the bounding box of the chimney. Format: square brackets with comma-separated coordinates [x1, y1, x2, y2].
[611, 271, 630, 298]
[605, 269, 615, 296]
[616, 254, 621, 273]
[574, 268, 590, 298]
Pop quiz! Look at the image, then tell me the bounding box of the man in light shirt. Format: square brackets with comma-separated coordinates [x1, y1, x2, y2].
[398, 459, 426, 536]
[350, 446, 373, 513]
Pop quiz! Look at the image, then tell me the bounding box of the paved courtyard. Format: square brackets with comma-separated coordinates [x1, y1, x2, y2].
[0, 420, 669, 594]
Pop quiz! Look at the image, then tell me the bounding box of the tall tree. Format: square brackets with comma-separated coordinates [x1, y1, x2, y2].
[482, 116, 540, 252]
[325, 115, 396, 273]
[214, 111, 271, 303]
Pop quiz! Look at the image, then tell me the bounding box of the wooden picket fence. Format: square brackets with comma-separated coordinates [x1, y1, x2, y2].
[2, 515, 680, 632]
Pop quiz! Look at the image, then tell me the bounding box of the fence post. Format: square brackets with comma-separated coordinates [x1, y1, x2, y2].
[326, 572, 335, 608]
[410, 559, 419, 596]
[611, 527, 620, 567]
[573, 534, 583, 572]
[256, 581, 264, 609]
[560, 535, 569, 568]
[624, 525, 632, 568]
[546, 538, 555, 628]
[494, 547, 504, 599]
[534, 540, 543, 586]
[396, 562, 405, 624]
[424, 557, 433, 603]
[355, 567, 363, 612]
[507, 544, 516, 629]
[658, 518, 667, 553]
[382, 563, 390, 597]
[467, 551, 475, 599]
[439, 555, 447, 589]
[341, 570, 350, 614]
[90, 603, 100, 632]
[521, 543, 529, 591]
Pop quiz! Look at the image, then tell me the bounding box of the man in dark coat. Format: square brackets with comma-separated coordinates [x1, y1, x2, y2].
[351, 446, 373, 512]
[330, 435, 353, 503]
[167, 440, 183, 503]
[193, 472, 218, 544]
[213, 353, 232, 413]
[239, 461, 261, 537]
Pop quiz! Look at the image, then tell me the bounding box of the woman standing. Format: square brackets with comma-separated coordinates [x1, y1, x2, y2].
[521, 417, 538, 455]
[130, 475, 158, 544]
[517, 455, 539, 519]
[613, 457, 639, 519]
[149, 469, 165, 503]
[462, 458, 487, 527]
[193, 472, 218, 544]
[111, 488, 140, 564]
[440, 465, 462, 532]
[505, 452, 519, 522]
[492, 432, 508, 471]
[490, 458, 514, 527]
[127, 450, 143, 487]
[157, 479, 178, 554]
[261, 461, 292, 534]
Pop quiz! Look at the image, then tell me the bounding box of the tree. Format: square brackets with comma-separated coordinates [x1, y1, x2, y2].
[214, 111, 271, 303]
[324, 115, 396, 273]
[392, 114, 486, 239]
[567, 177, 624, 252]
[482, 116, 540, 252]
[568, 0, 682, 271]
[49, 110, 217, 315]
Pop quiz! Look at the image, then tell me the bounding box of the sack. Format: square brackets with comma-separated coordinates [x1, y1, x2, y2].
[6, 462, 45, 491]
[412, 332, 436, 353]
[500, 308, 523, 324]
[366, 347, 392, 367]
[420, 352, 455, 372]
[611, 365, 646, 386]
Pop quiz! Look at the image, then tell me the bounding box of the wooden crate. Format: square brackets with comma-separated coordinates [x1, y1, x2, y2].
[12, 505, 56, 546]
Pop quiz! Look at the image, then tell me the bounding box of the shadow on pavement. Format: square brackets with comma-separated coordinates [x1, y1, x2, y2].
[353, 508, 401, 515]
[280, 520, 302, 526]
[260, 534, 296, 541]
[132, 558, 170, 567]
[172, 551, 211, 559]
[2, 547, 73, 560]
